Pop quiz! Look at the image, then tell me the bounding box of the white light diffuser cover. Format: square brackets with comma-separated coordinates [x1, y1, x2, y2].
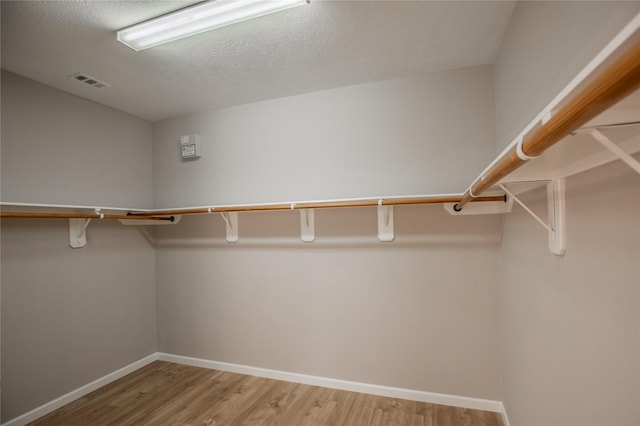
[118, 0, 308, 51]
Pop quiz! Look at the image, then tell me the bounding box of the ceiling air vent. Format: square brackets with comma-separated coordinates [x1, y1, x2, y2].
[69, 73, 110, 89]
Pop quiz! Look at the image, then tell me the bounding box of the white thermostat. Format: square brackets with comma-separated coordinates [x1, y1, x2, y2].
[180, 133, 202, 159]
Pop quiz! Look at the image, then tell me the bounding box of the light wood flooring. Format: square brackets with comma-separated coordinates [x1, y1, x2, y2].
[30, 361, 504, 426]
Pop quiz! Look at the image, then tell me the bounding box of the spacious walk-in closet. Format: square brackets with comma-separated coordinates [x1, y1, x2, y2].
[1, 1, 639, 425]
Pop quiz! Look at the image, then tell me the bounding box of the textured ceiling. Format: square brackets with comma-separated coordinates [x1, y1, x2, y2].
[1, 1, 516, 122]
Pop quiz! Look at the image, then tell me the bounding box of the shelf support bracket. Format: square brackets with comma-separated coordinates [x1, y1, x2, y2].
[220, 212, 238, 243]
[589, 129, 640, 175]
[498, 185, 551, 233]
[547, 179, 566, 256]
[69, 218, 92, 249]
[499, 179, 566, 256]
[377, 203, 394, 242]
[299, 209, 315, 242]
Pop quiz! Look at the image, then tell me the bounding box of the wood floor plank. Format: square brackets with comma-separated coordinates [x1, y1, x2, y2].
[180, 373, 266, 425]
[28, 361, 503, 426]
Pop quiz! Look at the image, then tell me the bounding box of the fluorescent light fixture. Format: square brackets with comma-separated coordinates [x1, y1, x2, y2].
[117, 0, 309, 51]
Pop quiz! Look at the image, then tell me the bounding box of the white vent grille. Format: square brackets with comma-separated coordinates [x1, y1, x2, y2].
[69, 73, 110, 89]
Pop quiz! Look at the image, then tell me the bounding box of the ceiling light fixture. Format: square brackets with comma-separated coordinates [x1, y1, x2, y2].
[117, 0, 309, 52]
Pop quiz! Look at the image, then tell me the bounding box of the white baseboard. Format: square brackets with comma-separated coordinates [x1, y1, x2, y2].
[4, 352, 509, 425]
[157, 352, 504, 414]
[500, 402, 511, 426]
[2, 353, 158, 426]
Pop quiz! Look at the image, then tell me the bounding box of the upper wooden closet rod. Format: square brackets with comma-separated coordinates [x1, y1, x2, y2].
[127, 195, 505, 217]
[454, 37, 640, 211]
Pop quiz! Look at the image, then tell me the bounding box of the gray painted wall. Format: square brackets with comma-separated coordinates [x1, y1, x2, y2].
[494, 3, 640, 424]
[500, 161, 640, 425]
[155, 205, 503, 400]
[152, 66, 496, 207]
[0, 73, 157, 422]
[1, 70, 154, 209]
[151, 66, 504, 401]
[493, 1, 640, 153]
[1, 219, 157, 421]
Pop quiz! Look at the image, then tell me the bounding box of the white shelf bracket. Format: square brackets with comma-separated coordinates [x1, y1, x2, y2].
[589, 129, 640, 175]
[377, 203, 394, 242]
[220, 212, 238, 243]
[499, 185, 551, 233]
[69, 218, 92, 249]
[499, 180, 566, 256]
[547, 179, 566, 256]
[299, 209, 315, 242]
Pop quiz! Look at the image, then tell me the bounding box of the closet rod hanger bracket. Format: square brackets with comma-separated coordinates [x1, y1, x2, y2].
[377, 205, 394, 242]
[220, 212, 238, 243]
[516, 137, 539, 161]
[69, 208, 104, 248]
[498, 180, 566, 256]
[69, 217, 92, 248]
[300, 209, 315, 242]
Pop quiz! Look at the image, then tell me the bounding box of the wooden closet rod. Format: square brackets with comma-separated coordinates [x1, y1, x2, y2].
[0, 212, 174, 221]
[128, 195, 506, 217]
[455, 37, 640, 211]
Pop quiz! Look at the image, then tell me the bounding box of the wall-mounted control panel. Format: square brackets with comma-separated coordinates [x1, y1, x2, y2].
[180, 133, 202, 159]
